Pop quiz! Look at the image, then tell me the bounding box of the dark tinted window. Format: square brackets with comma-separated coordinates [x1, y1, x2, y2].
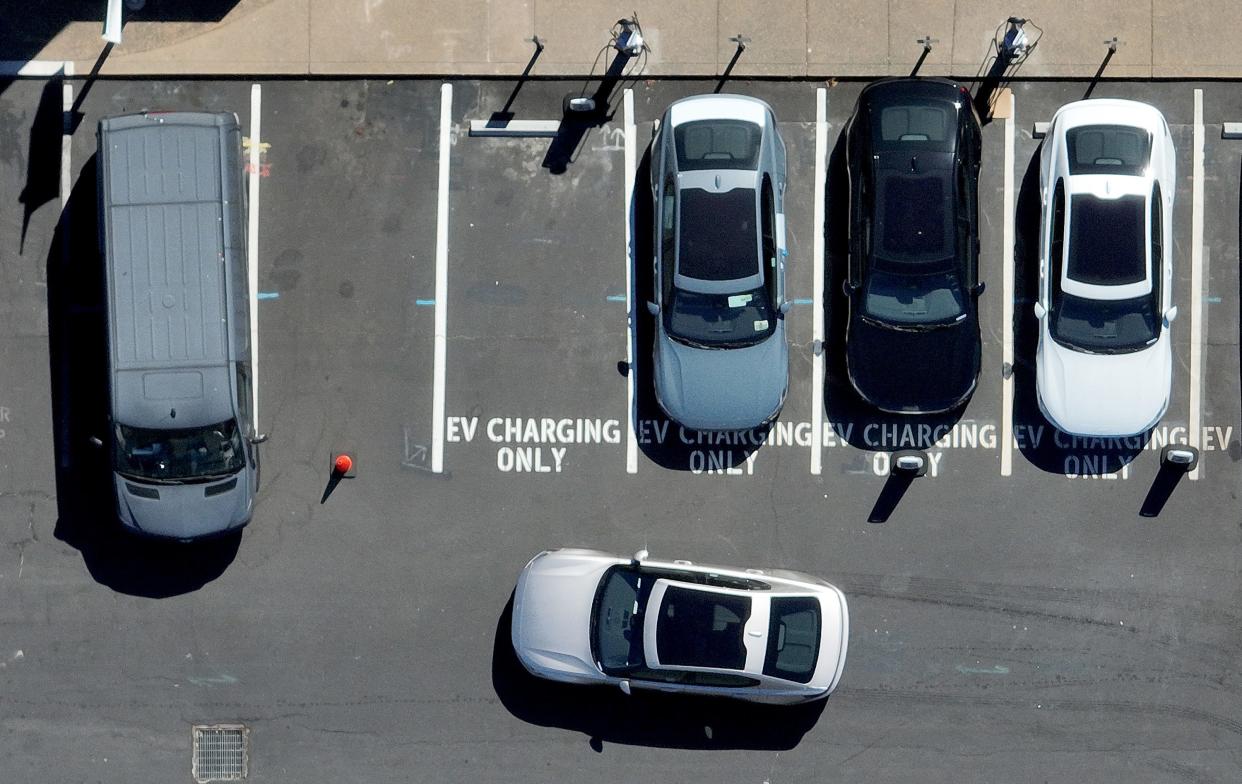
[863, 268, 965, 325]
[674, 120, 762, 171]
[1066, 125, 1151, 176]
[666, 286, 775, 348]
[678, 188, 758, 281]
[880, 104, 952, 143]
[655, 586, 750, 670]
[592, 567, 647, 674]
[1050, 293, 1159, 354]
[1150, 184, 1163, 313]
[876, 174, 953, 261]
[1068, 194, 1146, 285]
[763, 597, 822, 683]
[115, 419, 245, 481]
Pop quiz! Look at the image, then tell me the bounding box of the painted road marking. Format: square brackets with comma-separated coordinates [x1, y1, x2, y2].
[57, 63, 74, 470]
[468, 119, 561, 137]
[1189, 88, 1204, 481]
[624, 88, 639, 475]
[247, 84, 264, 439]
[1001, 89, 1016, 477]
[811, 87, 827, 476]
[0, 60, 74, 76]
[431, 83, 452, 474]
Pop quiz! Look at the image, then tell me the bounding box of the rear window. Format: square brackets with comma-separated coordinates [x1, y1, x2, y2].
[674, 120, 762, 171]
[656, 586, 750, 670]
[1068, 194, 1146, 285]
[1066, 125, 1151, 176]
[876, 174, 952, 261]
[678, 188, 759, 281]
[879, 104, 952, 144]
[763, 597, 821, 683]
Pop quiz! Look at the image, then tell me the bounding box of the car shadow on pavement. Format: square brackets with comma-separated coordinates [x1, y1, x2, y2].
[491, 594, 825, 751]
[630, 142, 768, 471]
[821, 124, 968, 453]
[1011, 145, 1150, 476]
[46, 153, 240, 598]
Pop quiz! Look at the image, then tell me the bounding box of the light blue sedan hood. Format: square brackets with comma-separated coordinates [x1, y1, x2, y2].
[654, 325, 788, 431]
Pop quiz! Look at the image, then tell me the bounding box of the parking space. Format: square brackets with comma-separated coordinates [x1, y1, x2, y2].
[0, 76, 1240, 782]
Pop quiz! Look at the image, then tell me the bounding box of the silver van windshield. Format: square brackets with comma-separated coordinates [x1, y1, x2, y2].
[115, 420, 245, 482]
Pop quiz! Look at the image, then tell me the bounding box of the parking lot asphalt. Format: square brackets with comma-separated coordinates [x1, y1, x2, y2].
[0, 76, 1240, 783]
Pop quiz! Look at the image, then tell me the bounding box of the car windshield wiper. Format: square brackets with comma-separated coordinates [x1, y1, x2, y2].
[118, 471, 191, 485]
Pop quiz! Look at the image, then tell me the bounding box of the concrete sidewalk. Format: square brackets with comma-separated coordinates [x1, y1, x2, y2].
[7, 0, 1242, 79]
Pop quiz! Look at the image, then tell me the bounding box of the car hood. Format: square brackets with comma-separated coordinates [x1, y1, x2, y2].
[1037, 334, 1171, 436]
[114, 471, 252, 539]
[654, 326, 788, 431]
[512, 552, 618, 680]
[846, 313, 980, 413]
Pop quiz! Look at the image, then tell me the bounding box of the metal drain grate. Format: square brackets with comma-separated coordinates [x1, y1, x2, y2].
[192, 724, 248, 782]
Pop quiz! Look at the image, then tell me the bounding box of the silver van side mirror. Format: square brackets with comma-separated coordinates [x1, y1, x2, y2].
[646, 301, 659, 316]
[1033, 302, 1047, 320]
[778, 301, 792, 316]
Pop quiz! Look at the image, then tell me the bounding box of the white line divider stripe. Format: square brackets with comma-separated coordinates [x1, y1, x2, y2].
[811, 87, 827, 476]
[1001, 90, 1016, 477]
[247, 84, 263, 438]
[1188, 88, 1205, 481]
[0, 60, 74, 76]
[624, 89, 639, 474]
[431, 84, 452, 474]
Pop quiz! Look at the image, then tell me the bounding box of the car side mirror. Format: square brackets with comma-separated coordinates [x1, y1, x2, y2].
[972, 281, 986, 297]
[88, 435, 103, 449]
[778, 301, 792, 316]
[1163, 305, 1178, 326]
[646, 301, 659, 316]
[1033, 302, 1047, 320]
[249, 433, 269, 445]
[841, 278, 858, 297]
[619, 680, 632, 696]
[632, 549, 648, 564]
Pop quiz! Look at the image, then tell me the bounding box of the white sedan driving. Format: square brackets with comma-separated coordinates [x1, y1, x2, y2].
[511, 549, 849, 704]
[1034, 99, 1177, 437]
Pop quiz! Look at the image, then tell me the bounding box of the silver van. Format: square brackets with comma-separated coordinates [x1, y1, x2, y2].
[97, 112, 259, 540]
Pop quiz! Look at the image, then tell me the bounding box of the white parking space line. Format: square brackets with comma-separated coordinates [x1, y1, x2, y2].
[431, 83, 452, 474]
[810, 87, 827, 476]
[1188, 88, 1205, 481]
[247, 84, 263, 437]
[0, 60, 74, 76]
[60, 63, 73, 210]
[1001, 90, 1016, 477]
[624, 89, 639, 475]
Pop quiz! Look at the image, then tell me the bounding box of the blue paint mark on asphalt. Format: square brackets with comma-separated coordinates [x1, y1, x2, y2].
[791, 298, 813, 305]
[1206, 296, 1222, 303]
[416, 299, 436, 306]
[257, 292, 280, 300]
[606, 294, 627, 302]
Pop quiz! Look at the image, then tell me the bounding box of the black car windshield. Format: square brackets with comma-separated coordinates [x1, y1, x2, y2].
[592, 566, 650, 674]
[675, 120, 762, 171]
[667, 286, 775, 347]
[655, 585, 750, 670]
[763, 597, 821, 683]
[1051, 293, 1159, 353]
[115, 419, 245, 482]
[863, 267, 965, 326]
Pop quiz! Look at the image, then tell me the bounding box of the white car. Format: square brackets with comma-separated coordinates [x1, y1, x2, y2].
[510, 548, 849, 704]
[1034, 99, 1177, 436]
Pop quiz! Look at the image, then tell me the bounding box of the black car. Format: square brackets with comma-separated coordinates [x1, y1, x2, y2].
[841, 78, 984, 414]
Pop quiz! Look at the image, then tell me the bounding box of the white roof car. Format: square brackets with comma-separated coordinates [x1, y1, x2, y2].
[511, 548, 848, 704]
[1034, 99, 1177, 437]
